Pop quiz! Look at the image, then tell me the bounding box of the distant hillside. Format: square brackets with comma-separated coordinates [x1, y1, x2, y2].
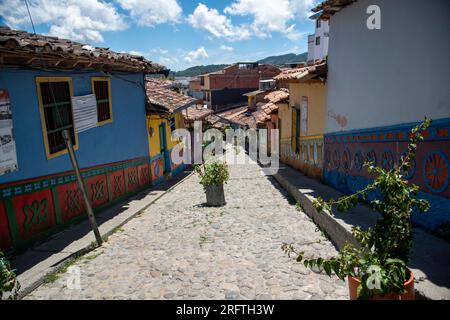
[257, 52, 307, 65]
[172, 52, 307, 77]
[173, 64, 229, 77]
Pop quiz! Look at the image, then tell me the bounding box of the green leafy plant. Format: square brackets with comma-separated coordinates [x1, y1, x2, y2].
[0, 251, 20, 300]
[282, 118, 432, 299]
[194, 160, 230, 190]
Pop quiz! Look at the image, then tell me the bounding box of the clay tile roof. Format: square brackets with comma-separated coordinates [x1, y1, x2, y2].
[264, 89, 289, 104]
[0, 26, 166, 73]
[183, 105, 213, 121]
[311, 0, 359, 20]
[274, 61, 327, 82]
[145, 79, 199, 114]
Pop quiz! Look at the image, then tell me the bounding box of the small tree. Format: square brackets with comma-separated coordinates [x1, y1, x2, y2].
[283, 118, 431, 299]
[194, 160, 230, 190]
[0, 251, 20, 300]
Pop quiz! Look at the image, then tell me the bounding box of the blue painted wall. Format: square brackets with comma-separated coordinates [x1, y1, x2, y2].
[0, 68, 149, 183]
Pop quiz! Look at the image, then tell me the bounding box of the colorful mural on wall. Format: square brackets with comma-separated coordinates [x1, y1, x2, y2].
[0, 157, 152, 253]
[323, 118, 450, 231]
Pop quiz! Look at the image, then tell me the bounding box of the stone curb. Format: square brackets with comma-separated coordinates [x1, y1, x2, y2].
[16, 169, 195, 300]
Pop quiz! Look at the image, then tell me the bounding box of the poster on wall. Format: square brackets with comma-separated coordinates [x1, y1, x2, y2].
[72, 94, 98, 133]
[301, 96, 308, 135]
[0, 89, 18, 176]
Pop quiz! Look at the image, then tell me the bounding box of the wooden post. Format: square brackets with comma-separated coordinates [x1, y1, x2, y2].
[62, 130, 103, 246]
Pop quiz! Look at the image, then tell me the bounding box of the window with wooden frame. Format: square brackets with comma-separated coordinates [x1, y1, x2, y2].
[36, 77, 78, 159]
[91, 77, 112, 125]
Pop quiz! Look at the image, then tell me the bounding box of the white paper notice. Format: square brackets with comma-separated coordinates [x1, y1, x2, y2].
[0, 89, 18, 176]
[72, 94, 98, 133]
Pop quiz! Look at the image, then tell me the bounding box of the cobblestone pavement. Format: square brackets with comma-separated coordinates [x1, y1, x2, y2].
[26, 153, 348, 300]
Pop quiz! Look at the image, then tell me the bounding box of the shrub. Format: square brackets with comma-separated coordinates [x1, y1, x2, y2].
[194, 160, 230, 190]
[282, 118, 432, 299]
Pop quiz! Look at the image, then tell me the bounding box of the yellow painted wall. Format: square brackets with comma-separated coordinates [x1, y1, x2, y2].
[146, 113, 185, 158]
[289, 81, 326, 137]
[277, 80, 326, 180]
[278, 103, 291, 143]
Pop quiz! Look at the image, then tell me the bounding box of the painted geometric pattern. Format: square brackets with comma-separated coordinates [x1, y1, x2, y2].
[12, 189, 56, 241]
[138, 164, 150, 187]
[324, 119, 450, 144]
[325, 145, 450, 196]
[125, 167, 139, 193]
[108, 170, 125, 200]
[0, 157, 149, 199]
[88, 175, 109, 208]
[1, 157, 151, 251]
[424, 151, 449, 193]
[58, 182, 85, 223]
[151, 156, 164, 181]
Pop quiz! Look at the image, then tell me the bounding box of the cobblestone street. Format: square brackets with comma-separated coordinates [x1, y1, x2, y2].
[26, 154, 347, 300]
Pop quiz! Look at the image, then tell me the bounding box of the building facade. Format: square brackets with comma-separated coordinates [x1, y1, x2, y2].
[200, 63, 281, 112]
[145, 79, 197, 185]
[0, 27, 164, 253]
[276, 63, 328, 179]
[317, 0, 450, 231]
[307, 14, 329, 64]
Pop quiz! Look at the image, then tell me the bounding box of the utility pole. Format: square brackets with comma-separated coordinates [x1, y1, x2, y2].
[62, 130, 103, 246]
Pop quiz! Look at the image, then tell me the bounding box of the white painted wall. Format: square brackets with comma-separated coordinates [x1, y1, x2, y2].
[325, 0, 450, 133]
[307, 19, 329, 63]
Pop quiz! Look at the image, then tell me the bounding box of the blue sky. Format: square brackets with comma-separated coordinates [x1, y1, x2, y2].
[0, 0, 319, 71]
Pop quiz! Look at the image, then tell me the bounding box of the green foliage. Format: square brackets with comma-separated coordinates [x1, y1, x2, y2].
[0, 251, 20, 300]
[282, 118, 432, 299]
[194, 160, 230, 190]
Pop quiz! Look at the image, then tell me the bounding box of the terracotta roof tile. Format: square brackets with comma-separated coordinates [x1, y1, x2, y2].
[183, 105, 213, 121]
[146, 79, 199, 114]
[0, 26, 165, 73]
[274, 61, 327, 81]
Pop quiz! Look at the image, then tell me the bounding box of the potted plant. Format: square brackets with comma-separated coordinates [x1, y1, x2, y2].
[0, 251, 20, 300]
[282, 118, 431, 300]
[194, 160, 229, 206]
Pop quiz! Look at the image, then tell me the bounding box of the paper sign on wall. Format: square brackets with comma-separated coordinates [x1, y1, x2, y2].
[0, 89, 18, 176]
[72, 94, 98, 133]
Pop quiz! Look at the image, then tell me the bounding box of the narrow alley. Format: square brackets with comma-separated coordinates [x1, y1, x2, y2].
[25, 154, 347, 300]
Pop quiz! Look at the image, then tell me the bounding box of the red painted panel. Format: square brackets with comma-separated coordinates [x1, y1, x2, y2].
[58, 182, 85, 223]
[108, 170, 125, 200]
[0, 201, 12, 252]
[138, 164, 150, 187]
[12, 189, 56, 241]
[125, 167, 139, 193]
[87, 174, 109, 208]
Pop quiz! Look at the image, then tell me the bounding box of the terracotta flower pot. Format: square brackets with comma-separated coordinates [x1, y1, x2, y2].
[348, 270, 415, 300]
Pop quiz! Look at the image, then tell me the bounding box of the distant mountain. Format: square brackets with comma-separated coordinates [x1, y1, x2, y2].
[172, 64, 230, 77]
[172, 52, 307, 77]
[257, 52, 307, 65]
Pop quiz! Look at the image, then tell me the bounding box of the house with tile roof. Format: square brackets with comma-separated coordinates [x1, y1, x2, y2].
[314, 0, 450, 232]
[275, 61, 328, 179]
[145, 78, 199, 185]
[0, 27, 166, 252]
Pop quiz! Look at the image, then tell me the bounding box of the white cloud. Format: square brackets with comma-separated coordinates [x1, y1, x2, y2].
[224, 0, 317, 40]
[184, 47, 209, 64]
[219, 45, 234, 52]
[128, 50, 145, 56]
[117, 0, 182, 27]
[187, 3, 251, 41]
[150, 47, 169, 55]
[0, 0, 127, 43]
